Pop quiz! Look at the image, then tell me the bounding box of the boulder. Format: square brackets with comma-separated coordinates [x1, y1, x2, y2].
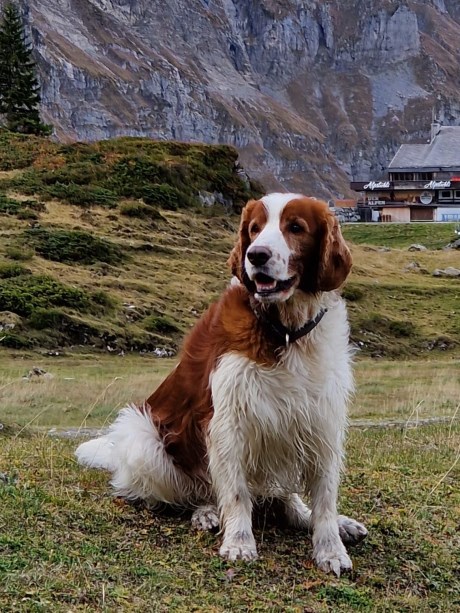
[432, 267, 460, 277]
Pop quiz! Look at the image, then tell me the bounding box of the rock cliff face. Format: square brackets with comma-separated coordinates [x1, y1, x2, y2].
[4, 0, 460, 197]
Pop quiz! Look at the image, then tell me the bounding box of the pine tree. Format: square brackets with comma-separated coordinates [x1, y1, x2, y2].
[0, 2, 51, 135]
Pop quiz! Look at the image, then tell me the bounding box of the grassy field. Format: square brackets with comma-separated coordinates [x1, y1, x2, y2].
[0, 354, 459, 428]
[1, 424, 458, 612]
[342, 222, 458, 250]
[0, 354, 459, 611]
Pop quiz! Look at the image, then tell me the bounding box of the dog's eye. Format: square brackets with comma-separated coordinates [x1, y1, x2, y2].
[250, 223, 260, 234]
[289, 222, 303, 234]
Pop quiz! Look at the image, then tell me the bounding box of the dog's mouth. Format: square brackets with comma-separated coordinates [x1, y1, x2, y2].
[254, 273, 296, 296]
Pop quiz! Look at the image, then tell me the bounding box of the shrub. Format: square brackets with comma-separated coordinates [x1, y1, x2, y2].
[0, 274, 91, 316]
[388, 320, 415, 338]
[28, 308, 101, 345]
[28, 307, 68, 330]
[140, 184, 192, 209]
[0, 262, 31, 278]
[25, 228, 124, 265]
[143, 314, 180, 334]
[0, 195, 44, 217]
[120, 201, 162, 220]
[0, 131, 42, 170]
[359, 313, 416, 338]
[45, 183, 118, 207]
[16, 208, 39, 220]
[0, 332, 32, 348]
[342, 285, 364, 301]
[90, 290, 117, 313]
[0, 195, 21, 214]
[5, 246, 33, 261]
[110, 155, 172, 190]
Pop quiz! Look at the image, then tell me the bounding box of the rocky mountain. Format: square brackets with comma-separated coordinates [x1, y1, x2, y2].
[5, 0, 460, 197]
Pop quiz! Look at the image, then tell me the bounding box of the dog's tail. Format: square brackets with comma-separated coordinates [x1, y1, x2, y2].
[75, 435, 115, 470]
[75, 404, 196, 505]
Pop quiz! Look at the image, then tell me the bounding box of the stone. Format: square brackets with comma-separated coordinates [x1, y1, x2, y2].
[408, 244, 428, 251]
[432, 267, 460, 277]
[444, 238, 460, 250]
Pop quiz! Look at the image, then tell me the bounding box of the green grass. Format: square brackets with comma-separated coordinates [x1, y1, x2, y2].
[342, 222, 458, 250]
[0, 424, 458, 611]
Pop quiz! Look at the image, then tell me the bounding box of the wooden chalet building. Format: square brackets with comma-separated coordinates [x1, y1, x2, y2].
[351, 123, 460, 222]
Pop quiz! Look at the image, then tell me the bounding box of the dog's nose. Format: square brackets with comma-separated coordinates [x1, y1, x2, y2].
[246, 246, 272, 266]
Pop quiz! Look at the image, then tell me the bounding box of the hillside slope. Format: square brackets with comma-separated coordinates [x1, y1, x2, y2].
[6, 0, 460, 196]
[0, 135, 459, 358]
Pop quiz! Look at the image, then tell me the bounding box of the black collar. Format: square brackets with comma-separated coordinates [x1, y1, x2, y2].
[253, 304, 328, 346]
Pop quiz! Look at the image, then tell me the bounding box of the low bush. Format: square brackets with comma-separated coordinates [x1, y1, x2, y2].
[388, 320, 416, 338]
[16, 208, 39, 220]
[0, 195, 44, 217]
[141, 184, 194, 209]
[0, 130, 44, 170]
[342, 285, 364, 301]
[90, 290, 118, 313]
[0, 195, 22, 214]
[5, 246, 34, 261]
[0, 274, 91, 317]
[120, 201, 163, 220]
[0, 332, 32, 348]
[28, 308, 70, 330]
[143, 314, 181, 334]
[0, 263, 31, 279]
[359, 313, 416, 338]
[25, 228, 124, 265]
[44, 183, 118, 207]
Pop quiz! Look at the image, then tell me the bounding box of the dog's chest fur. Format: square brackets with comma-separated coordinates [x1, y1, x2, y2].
[209, 304, 352, 496]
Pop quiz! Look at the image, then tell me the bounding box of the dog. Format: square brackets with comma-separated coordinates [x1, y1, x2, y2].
[76, 193, 367, 576]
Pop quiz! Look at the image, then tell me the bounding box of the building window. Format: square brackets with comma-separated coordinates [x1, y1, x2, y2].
[455, 190, 460, 199]
[440, 190, 453, 199]
[391, 172, 415, 181]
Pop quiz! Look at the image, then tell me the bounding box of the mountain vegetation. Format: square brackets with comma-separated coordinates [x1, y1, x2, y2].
[0, 134, 458, 358]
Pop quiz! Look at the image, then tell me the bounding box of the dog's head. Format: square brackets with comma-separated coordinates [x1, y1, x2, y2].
[228, 193, 352, 303]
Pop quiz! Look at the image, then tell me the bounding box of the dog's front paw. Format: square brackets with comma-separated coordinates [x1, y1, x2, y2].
[338, 515, 368, 545]
[191, 505, 219, 531]
[220, 532, 258, 561]
[314, 544, 352, 577]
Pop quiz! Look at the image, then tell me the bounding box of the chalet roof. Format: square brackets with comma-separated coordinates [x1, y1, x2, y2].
[389, 126, 460, 170]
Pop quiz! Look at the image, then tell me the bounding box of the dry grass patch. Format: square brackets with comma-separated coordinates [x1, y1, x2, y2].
[0, 354, 459, 429]
[353, 358, 460, 420]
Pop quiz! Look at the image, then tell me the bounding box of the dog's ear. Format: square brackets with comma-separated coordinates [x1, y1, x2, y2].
[227, 200, 257, 282]
[316, 213, 352, 291]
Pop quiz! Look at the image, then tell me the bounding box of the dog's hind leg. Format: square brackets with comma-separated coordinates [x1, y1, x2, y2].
[282, 494, 367, 545]
[283, 493, 311, 528]
[191, 504, 219, 531]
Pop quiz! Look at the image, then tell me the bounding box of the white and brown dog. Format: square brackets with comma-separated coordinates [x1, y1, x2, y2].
[76, 193, 367, 576]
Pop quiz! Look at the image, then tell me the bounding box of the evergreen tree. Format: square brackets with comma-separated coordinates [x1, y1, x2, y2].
[0, 2, 51, 134]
